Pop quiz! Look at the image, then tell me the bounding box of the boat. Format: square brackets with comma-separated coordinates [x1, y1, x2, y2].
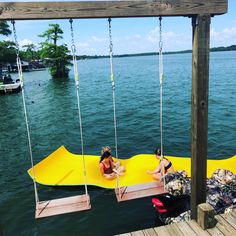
[0, 74, 22, 95]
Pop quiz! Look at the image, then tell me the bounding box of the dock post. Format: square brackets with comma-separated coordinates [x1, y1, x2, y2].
[191, 14, 211, 220]
[197, 203, 217, 229]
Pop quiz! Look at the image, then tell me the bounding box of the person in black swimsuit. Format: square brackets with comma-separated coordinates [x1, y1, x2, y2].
[147, 149, 174, 180]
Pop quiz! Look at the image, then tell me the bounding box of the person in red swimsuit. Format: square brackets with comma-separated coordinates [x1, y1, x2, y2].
[101, 146, 125, 173]
[99, 151, 124, 179]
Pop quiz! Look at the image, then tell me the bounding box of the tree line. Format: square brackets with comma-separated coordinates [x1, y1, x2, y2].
[0, 20, 71, 78]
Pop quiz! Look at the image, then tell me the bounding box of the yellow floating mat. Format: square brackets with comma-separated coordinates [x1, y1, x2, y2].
[28, 146, 236, 189]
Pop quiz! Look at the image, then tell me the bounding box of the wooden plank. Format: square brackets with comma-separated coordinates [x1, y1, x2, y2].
[213, 214, 236, 235]
[35, 194, 91, 218]
[0, 1, 228, 20]
[175, 221, 198, 236]
[143, 228, 158, 236]
[131, 230, 145, 236]
[115, 182, 167, 202]
[187, 220, 211, 236]
[220, 212, 236, 229]
[231, 210, 236, 219]
[154, 225, 172, 236]
[207, 226, 224, 236]
[165, 224, 185, 236]
[191, 14, 211, 220]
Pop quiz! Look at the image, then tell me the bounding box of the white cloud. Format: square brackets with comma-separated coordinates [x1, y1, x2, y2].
[223, 27, 236, 36]
[147, 26, 191, 51]
[210, 28, 220, 39]
[91, 36, 107, 42]
[134, 34, 141, 39]
[210, 27, 236, 46]
[78, 42, 89, 48]
[19, 39, 34, 48]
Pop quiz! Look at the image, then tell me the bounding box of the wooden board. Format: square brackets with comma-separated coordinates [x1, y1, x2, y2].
[35, 194, 91, 219]
[214, 214, 236, 235]
[191, 14, 211, 219]
[0, 1, 227, 20]
[186, 220, 210, 236]
[115, 182, 167, 202]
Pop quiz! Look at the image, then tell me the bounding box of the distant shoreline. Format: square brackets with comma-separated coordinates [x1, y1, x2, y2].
[77, 45, 236, 60]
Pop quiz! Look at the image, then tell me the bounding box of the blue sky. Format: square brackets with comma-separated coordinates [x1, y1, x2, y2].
[1, 0, 236, 55]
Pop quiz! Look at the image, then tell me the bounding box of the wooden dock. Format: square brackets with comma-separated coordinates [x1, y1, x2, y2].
[118, 210, 236, 236]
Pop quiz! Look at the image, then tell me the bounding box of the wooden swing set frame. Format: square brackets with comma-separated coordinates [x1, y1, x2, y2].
[0, 0, 228, 220]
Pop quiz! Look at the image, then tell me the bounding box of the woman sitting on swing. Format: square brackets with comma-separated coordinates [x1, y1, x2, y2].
[147, 149, 174, 180]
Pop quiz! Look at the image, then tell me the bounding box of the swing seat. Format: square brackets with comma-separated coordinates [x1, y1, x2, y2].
[115, 181, 167, 202]
[35, 194, 91, 219]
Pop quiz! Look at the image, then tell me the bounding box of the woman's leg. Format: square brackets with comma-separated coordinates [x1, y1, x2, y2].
[152, 173, 161, 180]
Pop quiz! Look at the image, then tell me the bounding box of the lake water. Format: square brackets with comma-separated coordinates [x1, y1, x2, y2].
[0, 51, 235, 235]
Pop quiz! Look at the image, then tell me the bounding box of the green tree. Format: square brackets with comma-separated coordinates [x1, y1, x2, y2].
[0, 20, 11, 36]
[21, 43, 40, 61]
[0, 21, 12, 75]
[41, 43, 71, 78]
[39, 24, 70, 78]
[0, 41, 16, 73]
[39, 24, 63, 45]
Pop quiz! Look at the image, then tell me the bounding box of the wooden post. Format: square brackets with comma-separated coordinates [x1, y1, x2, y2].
[191, 14, 211, 220]
[197, 203, 217, 229]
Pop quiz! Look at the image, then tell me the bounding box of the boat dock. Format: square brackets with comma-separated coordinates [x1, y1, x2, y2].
[119, 210, 236, 236]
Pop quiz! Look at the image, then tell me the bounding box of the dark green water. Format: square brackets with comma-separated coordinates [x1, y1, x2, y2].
[0, 52, 235, 235]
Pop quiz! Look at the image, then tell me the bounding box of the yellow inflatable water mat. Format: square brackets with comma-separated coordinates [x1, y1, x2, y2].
[28, 146, 236, 189]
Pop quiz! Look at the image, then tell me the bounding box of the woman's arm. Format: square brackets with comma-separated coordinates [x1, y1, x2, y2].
[147, 163, 162, 174]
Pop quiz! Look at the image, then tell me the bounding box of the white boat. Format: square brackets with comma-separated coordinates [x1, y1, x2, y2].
[0, 81, 21, 94]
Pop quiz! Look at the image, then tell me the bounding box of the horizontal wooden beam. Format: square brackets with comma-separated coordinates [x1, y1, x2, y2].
[0, 1, 228, 20]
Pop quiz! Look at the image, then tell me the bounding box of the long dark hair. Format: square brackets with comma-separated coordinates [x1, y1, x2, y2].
[100, 151, 111, 163]
[154, 149, 161, 156]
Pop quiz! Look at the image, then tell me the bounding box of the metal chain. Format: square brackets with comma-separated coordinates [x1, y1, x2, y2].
[69, 19, 89, 202]
[69, 19, 76, 56]
[11, 20, 39, 204]
[159, 16, 164, 161]
[108, 18, 120, 192]
[11, 20, 20, 56]
[108, 18, 115, 90]
[159, 16, 166, 187]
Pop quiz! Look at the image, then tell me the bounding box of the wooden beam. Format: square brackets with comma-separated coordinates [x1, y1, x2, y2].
[0, 1, 227, 20]
[191, 14, 210, 220]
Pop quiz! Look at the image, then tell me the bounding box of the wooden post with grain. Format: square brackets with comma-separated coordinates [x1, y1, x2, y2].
[197, 203, 217, 229]
[191, 14, 211, 219]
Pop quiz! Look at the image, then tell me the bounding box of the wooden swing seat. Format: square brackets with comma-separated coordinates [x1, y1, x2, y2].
[35, 194, 91, 219]
[115, 181, 168, 202]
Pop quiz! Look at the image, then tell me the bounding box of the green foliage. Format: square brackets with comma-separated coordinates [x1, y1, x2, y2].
[40, 43, 71, 78]
[39, 24, 71, 78]
[39, 24, 63, 45]
[0, 41, 16, 66]
[0, 20, 11, 36]
[21, 43, 40, 61]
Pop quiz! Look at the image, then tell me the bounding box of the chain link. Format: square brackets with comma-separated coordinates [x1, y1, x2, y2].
[108, 18, 113, 59]
[11, 20, 20, 57]
[159, 17, 163, 53]
[69, 19, 76, 55]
